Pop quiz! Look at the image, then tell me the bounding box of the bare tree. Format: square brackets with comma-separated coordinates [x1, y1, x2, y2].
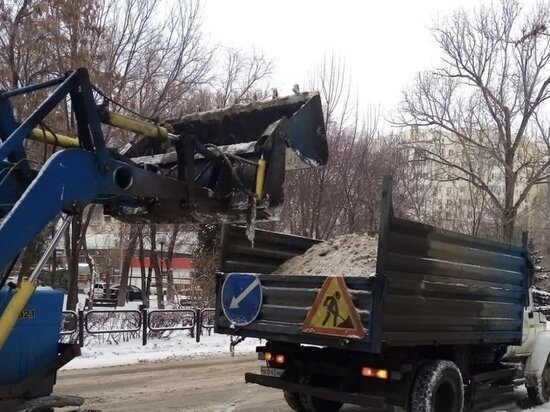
[98, 0, 214, 132]
[0, 0, 52, 90]
[138, 232, 149, 306]
[116, 225, 140, 307]
[398, 131, 493, 236]
[280, 55, 353, 238]
[189, 224, 218, 308]
[147, 225, 163, 309]
[215, 48, 272, 107]
[162, 225, 177, 303]
[398, 0, 550, 241]
[279, 55, 404, 239]
[398, 140, 442, 224]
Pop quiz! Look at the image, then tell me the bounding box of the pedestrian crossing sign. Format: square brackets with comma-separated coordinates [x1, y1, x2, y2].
[301, 276, 365, 339]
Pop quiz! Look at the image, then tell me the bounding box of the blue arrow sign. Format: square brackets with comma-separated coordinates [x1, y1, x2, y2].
[221, 273, 262, 326]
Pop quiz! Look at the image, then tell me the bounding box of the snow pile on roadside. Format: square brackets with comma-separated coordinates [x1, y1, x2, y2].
[273, 233, 378, 277]
[62, 332, 260, 370]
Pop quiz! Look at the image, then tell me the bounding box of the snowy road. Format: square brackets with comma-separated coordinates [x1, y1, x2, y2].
[55, 354, 547, 411]
[56, 355, 307, 412]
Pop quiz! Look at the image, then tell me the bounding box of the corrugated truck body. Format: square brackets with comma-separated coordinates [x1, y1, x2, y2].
[215, 181, 528, 352]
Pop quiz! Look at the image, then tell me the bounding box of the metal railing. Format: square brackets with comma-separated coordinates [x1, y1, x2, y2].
[84, 309, 142, 334]
[60, 310, 78, 336]
[61, 307, 216, 347]
[148, 309, 195, 332]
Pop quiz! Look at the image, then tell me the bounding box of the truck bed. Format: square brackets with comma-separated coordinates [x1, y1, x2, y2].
[215, 182, 529, 353]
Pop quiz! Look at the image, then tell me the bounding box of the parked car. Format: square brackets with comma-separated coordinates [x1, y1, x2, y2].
[91, 282, 119, 300]
[92, 282, 108, 298]
[111, 284, 142, 301]
[179, 297, 192, 307]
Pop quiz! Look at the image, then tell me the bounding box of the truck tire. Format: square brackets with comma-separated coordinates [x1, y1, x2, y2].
[527, 352, 550, 405]
[299, 374, 343, 412]
[410, 360, 464, 412]
[281, 371, 305, 412]
[284, 390, 306, 412]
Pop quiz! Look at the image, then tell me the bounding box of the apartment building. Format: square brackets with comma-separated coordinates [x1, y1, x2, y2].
[401, 127, 550, 251]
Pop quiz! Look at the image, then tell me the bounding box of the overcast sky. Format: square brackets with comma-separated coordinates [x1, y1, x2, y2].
[202, 0, 490, 123]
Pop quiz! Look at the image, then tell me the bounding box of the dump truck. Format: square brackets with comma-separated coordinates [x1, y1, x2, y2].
[214, 177, 550, 412]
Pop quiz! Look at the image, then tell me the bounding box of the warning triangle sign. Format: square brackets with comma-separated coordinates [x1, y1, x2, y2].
[302, 276, 365, 339]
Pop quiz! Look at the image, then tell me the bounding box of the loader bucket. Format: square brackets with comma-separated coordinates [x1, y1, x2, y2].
[168, 92, 328, 169]
[114, 92, 328, 224]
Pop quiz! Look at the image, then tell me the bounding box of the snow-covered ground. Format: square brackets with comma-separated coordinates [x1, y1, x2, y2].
[522, 401, 550, 411]
[63, 332, 260, 370]
[61, 293, 259, 371]
[484, 388, 550, 412]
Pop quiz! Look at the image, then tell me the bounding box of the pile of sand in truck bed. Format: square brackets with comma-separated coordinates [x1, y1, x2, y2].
[273, 233, 378, 277]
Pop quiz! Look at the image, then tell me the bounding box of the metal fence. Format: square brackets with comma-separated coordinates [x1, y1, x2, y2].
[61, 307, 216, 347]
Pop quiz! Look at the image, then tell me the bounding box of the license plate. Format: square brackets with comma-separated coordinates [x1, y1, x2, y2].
[261, 366, 283, 377]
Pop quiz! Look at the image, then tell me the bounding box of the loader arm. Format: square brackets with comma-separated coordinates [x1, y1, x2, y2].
[0, 67, 327, 351]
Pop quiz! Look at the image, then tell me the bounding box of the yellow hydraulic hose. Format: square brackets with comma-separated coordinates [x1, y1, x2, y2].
[255, 158, 267, 199]
[29, 128, 80, 148]
[103, 111, 169, 140]
[0, 280, 36, 350]
[26, 109, 169, 149]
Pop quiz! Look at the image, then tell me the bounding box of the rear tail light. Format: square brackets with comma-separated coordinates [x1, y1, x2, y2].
[275, 354, 285, 364]
[260, 351, 285, 365]
[361, 366, 389, 380]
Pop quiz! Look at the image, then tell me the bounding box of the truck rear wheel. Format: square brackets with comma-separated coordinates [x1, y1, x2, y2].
[284, 390, 305, 412]
[281, 371, 305, 412]
[410, 360, 464, 412]
[299, 374, 343, 412]
[527, 352, 550, 405]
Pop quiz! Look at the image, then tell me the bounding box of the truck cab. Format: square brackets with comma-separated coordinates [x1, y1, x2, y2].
[506, 289, 547, 358]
